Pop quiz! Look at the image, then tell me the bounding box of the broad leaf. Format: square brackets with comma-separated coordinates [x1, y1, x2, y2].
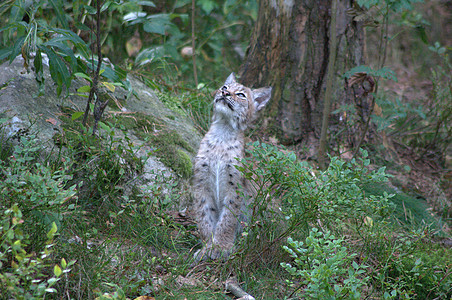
[40, 45, 71, 96]
[48, 0, 69, 29]
[9, 36, 26, 63]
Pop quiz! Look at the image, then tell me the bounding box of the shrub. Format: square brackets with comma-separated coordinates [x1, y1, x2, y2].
[281, 228, 369, 300]
[0, 134, 77, 250]
[0, 205, 74, 299]
[237, 142, 395, 250]
[235, 142, 450, 299]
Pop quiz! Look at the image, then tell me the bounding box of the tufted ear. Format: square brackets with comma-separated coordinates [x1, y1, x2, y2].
[252, 87, 272, 112]
[223, 73, 237, 86]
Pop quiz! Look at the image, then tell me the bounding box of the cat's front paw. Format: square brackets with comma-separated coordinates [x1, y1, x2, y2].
[209, 246, 233, 261]
[193, 245, 232, 262]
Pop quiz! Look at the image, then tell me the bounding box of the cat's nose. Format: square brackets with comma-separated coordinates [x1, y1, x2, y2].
[222, 90, 230, 97]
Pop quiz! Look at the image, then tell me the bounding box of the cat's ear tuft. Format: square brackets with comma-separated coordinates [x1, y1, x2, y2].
[224, 73, 237, 86]
[252, 87, 272, 111]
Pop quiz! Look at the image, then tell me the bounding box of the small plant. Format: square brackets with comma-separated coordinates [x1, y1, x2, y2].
[238, 143, 394, 244]
[57, 117, 144, 210]
[0, 117, 14, 160]
[281, 228, 369, 299]
[0, 133, 77, 250]
[0, 205, 75, 299]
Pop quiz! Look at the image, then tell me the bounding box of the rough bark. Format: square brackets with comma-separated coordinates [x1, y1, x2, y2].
[239, 0, 365, 150]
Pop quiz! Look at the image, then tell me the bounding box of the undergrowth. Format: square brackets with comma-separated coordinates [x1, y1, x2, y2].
[0, 116, 451, 299]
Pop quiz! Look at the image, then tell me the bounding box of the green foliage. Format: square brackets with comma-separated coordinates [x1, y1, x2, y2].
[357, 0, 423, 12]
[281, 229, 369, 300]
[0, 133, 77, 249]
[156, 91, 188, 116]
[371, 42, 451, 168]
[235, 142, 450, 298]
[369, 226, 452, 299]
[95, 283, 127, 300]
[153, 87, 213, 134]
[0, 208, 74, 299]
[341, 0, 450, 187]
[238, 143, 394, 238]
[120, 0, 257, 82]
[57, 116, 144, 208]
[0, 117, 15, 161]
[344, 65, 398, 81]
[122, 112, 195, 178]
[0, 0, 90, 95]
[0, 0, 132, 134]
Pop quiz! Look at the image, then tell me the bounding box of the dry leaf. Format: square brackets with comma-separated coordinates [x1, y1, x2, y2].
[348, 72, 368, 87]
[46, 118, 58, 125]
[373, 103, 382, 116]
[126, 31, 142, 57]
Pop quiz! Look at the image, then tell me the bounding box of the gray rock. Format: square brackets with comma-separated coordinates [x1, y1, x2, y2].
[0, 56, 202, 207]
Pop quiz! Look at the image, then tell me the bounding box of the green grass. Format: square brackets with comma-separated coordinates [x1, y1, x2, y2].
[363, 183, 441, 230]
[1, 89, 451, 300]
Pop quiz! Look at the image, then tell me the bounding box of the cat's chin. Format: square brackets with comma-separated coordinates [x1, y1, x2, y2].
[214, 102, 234, 116]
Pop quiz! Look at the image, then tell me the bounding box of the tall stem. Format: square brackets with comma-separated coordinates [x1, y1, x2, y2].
[318, 0, 338, 170]
[191, 0, 198, 86]
[353, 5, 389, 158]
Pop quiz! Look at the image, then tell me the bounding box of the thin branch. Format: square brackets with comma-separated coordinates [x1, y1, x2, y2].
[191, 0, 198, 86]
[92, 0, 106, 135]
[352, 4, 389, 157]
[225, 278, 255, 300]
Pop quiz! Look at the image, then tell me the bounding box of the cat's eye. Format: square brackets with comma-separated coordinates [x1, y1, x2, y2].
[221, 85, 228, 91]
[236, 92, 246, 98]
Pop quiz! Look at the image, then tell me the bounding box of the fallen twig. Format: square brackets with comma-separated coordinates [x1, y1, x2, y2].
[225, 277, 255, 300]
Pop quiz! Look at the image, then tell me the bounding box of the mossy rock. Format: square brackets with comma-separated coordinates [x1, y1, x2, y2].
[135, 127, 194, 179]
[0, 56, 203, 187]
[101, 110, 195, 177]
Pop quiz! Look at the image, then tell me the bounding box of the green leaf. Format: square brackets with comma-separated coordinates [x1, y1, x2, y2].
[137, 1, 156, 7]
[135, 45, 165, 66]
[0, 47, 13, 61]
[415, 25, 428, 44]
[356, 0, 380, 10]
[143, 14, 172, 35]
[71, 111, 84, 121]
[77, 85, 91, 93]
[9, 3, 28, 23]
[344, 65, 397, 81]
[47, 222, 58, 239]
[199, 0, 218, 14]
[12, 240, 22, 251]
[0, 22, 27, 34]
[9, 36, 26, 64]
[74, 72, 93, 82]
[48, 0, 69, 29]
[43, 38, 77, 70]
[99, 121, 111, 132]
[34, 50, 43, 76]
[343, 65, 372, 78]
[102, 81, 116, 92]
[174, 0, 190, 8]
[54, 264, 62, 277]
[49, 28, 90, 58]
[61, 258, 67, 268]
[123, 12, 147, 24]
[40, 46, 71, 96]
[83, 4, 97, 14]
[34, 50, 45, 96]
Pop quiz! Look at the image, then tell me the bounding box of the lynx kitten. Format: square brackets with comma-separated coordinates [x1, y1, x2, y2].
[192, 73, 272, 261]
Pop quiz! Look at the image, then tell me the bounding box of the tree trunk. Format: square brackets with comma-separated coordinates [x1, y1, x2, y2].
[239, 0, 366, 151]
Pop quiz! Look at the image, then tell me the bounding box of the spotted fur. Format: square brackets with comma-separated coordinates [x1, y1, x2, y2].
[192, 73, 272, 261]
